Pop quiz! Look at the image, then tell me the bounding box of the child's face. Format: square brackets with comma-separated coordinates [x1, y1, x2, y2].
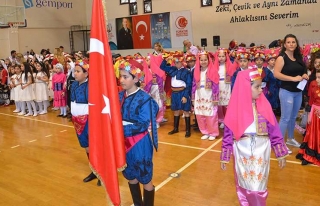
[14, 66, 21, 74]
[239, 59, 249, 69]
[21, 64, 25, 71]
[119, 70, 138, 91]
[187, 60, 195, 68]
[251, 79, 263, 100]
[218, 52, 226, 64]
[316, 73, 320, 86]
[200, 55, 209, 68]
[5, 59, 10, 65]
[174, 61, 183, 69]
[314, 58, 320, 70]
[10, 67, 15, 74]
[36, 63, 42, 71]
[74, 66, 88, 83]
[268, 59, 276, 68]
[255, 58, 264, 67]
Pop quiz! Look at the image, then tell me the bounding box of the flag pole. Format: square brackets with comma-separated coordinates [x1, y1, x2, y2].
[101, 0, 109, 29]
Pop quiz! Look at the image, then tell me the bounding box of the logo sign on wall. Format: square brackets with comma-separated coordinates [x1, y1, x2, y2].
[170, 11, 193, 48]
[22, 0, 34, 9]
[22, 0, 73, 9]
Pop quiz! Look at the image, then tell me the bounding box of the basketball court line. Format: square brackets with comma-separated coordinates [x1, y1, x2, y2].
[0, 112, 74, 128]
[1, 112, 314, 166]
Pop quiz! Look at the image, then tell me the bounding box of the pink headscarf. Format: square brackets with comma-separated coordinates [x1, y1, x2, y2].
[212, 48, 235, 77]
[194, 52, 219, 84]
[149, 54, 165, 79]
[224, 68, 275, 140]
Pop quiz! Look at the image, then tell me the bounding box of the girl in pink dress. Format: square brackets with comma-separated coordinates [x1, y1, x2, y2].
[52, 63, 67, 117]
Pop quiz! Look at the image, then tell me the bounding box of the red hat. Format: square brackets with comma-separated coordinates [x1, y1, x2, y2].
[185, 54, 196, 62]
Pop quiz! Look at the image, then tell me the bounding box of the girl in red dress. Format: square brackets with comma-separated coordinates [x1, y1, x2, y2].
[297, 68, 320, 166]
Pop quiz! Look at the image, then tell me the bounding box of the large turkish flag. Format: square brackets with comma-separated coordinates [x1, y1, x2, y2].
[132, 15, 152, 49]
[89, 0, 126, 205]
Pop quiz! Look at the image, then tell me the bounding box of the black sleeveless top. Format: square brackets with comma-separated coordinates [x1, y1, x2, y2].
[280, 53, 306, 92]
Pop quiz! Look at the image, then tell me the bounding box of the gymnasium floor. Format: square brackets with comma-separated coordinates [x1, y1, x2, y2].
[0, 105, 319, 206]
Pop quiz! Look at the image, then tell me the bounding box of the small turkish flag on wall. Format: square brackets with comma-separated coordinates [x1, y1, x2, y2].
[132, 15, 151, 49]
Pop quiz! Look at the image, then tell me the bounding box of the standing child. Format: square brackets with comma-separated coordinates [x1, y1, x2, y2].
[9, 65, 22, 112]
[213, 48, 234, 128]
[220, 68, 288, 206]
[117, 59, 158, 206]
[34, 62, 49, 114]
[52, 63, 67, 117]
[20, 62, 37, 116]
[70, 60, 100, 185]
[192, 51, 219, 140]
[253, 51, 272, 96]
[297, 69, 320, 166]
[160, 53, 192, 137]
[265, 51, 281, 114]
[231, 50, 250, 91]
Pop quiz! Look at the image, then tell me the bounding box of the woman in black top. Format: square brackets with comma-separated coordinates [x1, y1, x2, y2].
[274, 34, 309, 153]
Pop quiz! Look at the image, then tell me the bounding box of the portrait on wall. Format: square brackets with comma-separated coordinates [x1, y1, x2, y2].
[201, 0, 212, 7]
[116, 17, 134, 50]
[220, 0, 232, 5]
[144, 1, 152, 14]
[120, 0, 129, 5]
[130, 0, 137, 2]
[129, 3, 138, 15]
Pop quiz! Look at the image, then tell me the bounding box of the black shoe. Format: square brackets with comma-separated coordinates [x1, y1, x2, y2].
[143, 187, 155, 206]
[83, 172, 97, 182]
[301, 159, 309, 165]
[168, 116, 180, 135]
[57, 114, 63, 117]
[62, 115, 67, 118]
[129, 183, 143, 206]
[185, 117, 191, 138]
[97, 180, 101, 186]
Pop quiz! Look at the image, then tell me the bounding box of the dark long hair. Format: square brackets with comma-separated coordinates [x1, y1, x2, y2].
[280, 34, 304, 66]
[23, 62, 34, 83]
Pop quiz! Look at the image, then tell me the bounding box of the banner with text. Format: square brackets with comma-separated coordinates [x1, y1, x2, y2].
[170, 11, 193, 48]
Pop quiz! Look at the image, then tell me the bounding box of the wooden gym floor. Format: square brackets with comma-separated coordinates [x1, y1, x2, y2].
[0, 105, 319, 206]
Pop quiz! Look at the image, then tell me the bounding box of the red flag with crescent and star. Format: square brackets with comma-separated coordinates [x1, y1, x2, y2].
[132, 15, 151, 49]
[88, 0, 126, 205]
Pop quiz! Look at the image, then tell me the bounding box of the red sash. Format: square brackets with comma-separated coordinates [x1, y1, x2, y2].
[72, 115, 88, 135]
[125, 131, 148, 153]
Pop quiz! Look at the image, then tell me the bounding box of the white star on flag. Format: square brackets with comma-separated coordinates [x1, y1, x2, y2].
[102, 95, 111, 116]
[139, 34, 145, 40]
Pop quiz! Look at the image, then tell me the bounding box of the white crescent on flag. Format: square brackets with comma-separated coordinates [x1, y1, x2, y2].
[90, 38, 104, 55]
[135, 21, 148, 33]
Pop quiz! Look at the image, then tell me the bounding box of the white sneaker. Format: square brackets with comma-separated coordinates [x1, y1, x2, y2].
[24, 113, 32, 117]
[39, 111, 47, 115]
[219, 123, 225, 129]
[13, 110, 20, 113]
[286, 138, 301, 148]
[182, 114, 185, 118]
[161, 118, 168, 123]
[156, 123, 160, 129]
[286, 146, 292, 154]
[208, 136, 216, 141]
[201, 135, 209, 140]
[18, 112, 26, 116]
[33, 113, 38, 117]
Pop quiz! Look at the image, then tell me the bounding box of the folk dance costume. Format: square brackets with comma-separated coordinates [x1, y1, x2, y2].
[116, 59, 158, 206]
[192, 52, 219, 140]
[221, 69, 288, 206]
[213, 49, 235, 126]
[297, 80, 320, 166]
[160, 55, 192, 137]
[265, 52, 281, 110]
[70, 79, 89, 148]
[231, 50, 251, 91]
[253, 51, 273, 96]
[52, 64, 67, 116]
[144, 73, 165, 127]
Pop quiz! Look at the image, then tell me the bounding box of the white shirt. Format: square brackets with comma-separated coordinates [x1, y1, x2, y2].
[171, 75, 186, 87]
[218, 64, 225, 79]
